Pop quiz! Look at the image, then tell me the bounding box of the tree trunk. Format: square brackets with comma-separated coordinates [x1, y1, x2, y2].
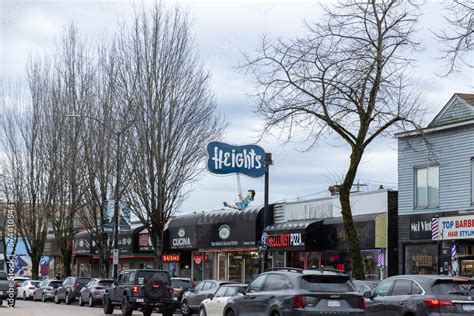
[339, 146, 365, 280]
[60, 244, 73, 277]
[31, 253, 40, 279]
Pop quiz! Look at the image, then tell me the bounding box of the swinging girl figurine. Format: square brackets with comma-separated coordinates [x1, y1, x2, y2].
[224, 190, 255, 210]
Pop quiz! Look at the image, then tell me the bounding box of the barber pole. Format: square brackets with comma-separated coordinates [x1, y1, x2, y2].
[451, 244, 457, 261]
[377, 252, 384, 267]
[431, 217, 440, 240]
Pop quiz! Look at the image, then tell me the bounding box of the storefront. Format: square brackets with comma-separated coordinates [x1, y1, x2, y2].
[73, 228, 154, 277]
[263, 213, 391, 280]
[162, 212, 202, 278]
[193, 206, 264, 283]
[164, 206, 268, 283]
[400, 212, 474, 277]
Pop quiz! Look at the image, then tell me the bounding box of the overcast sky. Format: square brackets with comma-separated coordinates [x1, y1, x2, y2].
[1, 0, 473, 214]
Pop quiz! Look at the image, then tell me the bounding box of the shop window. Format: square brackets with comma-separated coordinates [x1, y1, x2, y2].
[415, 166, 439, 208]
[229, 253, 243, 282]
[244, 252, 259, 284]
[405, 243, 438, 274]
[287, 251, 305, 269]
[218, 253, 227, 280]
[306, 252, 321, 270]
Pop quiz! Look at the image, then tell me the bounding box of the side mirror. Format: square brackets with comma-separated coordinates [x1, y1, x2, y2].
[207, 293, 214, 300]
[363, 290, 373, 299]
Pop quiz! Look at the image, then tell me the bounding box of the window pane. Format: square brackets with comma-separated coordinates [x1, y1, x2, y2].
[405, 244, 438, 274]
[416, 168, 428, 207]
[214, 286, 227, 297]
[391, 279, 412, 296]
[374, 280, 395, 297]
[428, 166, 439, 207]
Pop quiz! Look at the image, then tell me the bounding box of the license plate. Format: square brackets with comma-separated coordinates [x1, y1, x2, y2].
[173, 297, 178, 301]
[327, 300, 340, 308]
[0, 291, 3, 295]
[137, 298, 144, 303]
[463, 304, 474, 312]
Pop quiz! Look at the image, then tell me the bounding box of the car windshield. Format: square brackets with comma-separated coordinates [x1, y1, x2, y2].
[137, 271, 170, 285]
[49, 281, 62, 288]
[432, 279, 474, 296]
[300, 275, 356, 293]
[172, 279, 192, 288]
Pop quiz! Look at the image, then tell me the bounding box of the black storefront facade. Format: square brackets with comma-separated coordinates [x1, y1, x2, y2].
[399, 211, 474, 277]
[73, 227, 154, 277]
[263, 213, 396, 280]
[163, 206, 269, 283]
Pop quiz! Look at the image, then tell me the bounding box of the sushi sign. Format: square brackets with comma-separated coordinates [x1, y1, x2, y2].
[432, 214, 474, 240]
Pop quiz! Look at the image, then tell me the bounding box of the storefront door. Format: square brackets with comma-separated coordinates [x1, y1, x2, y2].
[228, 253, 243, 282]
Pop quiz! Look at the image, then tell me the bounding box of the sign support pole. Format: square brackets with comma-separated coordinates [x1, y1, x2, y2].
[262, 153, 273, 271]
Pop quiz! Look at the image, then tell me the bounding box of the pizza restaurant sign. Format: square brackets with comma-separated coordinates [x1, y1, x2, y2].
[432, 215, 474, 240]
[267, 232, 304, 249]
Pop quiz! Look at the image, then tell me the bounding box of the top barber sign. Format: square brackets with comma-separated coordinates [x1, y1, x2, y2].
[432, 214, 474, 240]
[207, 141, 266, 177]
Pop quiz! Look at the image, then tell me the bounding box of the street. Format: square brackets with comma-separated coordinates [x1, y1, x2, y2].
[0, 300, 175, 316]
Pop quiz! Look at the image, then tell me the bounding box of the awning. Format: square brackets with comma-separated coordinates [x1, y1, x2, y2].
[196, 206, 264, 249]
[164, 212, 204, 251]
[320, 213, 385, 250]
[263, 220, 324, 251]
[73, 230, 92, 255]
[74, 229, 133, 256]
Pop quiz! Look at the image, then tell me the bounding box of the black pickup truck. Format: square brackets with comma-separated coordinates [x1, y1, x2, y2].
[0, 271, 16, 307]
[103, 269, 175, 316]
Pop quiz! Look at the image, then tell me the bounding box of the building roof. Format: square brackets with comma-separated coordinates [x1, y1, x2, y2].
[455, 93, 474, 107]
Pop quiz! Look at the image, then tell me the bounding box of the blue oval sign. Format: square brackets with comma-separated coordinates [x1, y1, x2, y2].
[207, 141, 266, 177]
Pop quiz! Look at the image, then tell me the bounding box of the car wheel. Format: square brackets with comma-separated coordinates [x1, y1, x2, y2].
[79, 294, 84, 306]
[181, 300, 190, 316]
[54, 294, 60, 304]
[42, 294, 46, 302]
[103, 295, 114, 314]
[88, 295, 95, 307]
[65, 292, 71, 305]
[122, 295, 133, 316]
[226, 309, 235, 316]
[200, 306, 207, 316]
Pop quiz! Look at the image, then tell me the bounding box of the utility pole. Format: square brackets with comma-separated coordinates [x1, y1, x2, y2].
[262, 152, 273, 271]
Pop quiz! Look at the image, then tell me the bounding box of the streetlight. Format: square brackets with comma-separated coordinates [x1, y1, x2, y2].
[66, 114, 135, 280]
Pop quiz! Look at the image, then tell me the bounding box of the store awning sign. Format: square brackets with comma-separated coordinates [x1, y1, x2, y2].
[432, 215, 474, 240]
[206, 141, 266, 177]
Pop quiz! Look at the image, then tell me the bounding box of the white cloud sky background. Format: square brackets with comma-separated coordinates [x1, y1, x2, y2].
[1, 0, 473, 215]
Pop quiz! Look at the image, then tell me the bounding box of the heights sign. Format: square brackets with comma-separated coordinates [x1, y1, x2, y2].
[206, 141, 266, 177]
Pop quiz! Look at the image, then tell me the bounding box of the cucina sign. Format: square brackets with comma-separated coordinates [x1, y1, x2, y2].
[172, 237, 191, 248]
[206, 141, 266, 177]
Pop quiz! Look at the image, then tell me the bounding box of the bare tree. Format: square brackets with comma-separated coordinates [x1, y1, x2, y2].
[0, 60, 53, 279]
[436, 0, 473, 75]
[243, 0, 425, 279]
[47, 25, 93, 277]
[116, 3, 226, 266]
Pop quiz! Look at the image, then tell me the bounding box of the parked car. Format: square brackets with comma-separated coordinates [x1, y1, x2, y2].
[33, 279, 63, 302]
[223, 268, 365, 316]
[54, 276, 91, 304]
[171, 277, 193, 309]
[200, 284, 247, 316]
[353, 280, 380, 294]
[78, 278, 113, 307]
[103, 269, 175, 316]
[17, 279, 41, 300]
[181, 280, 235, 316]
[0, 271, 16, 307]
[364, 275, 474, 315]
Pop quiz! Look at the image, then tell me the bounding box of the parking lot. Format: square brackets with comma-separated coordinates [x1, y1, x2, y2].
[0, 300, 175, 316]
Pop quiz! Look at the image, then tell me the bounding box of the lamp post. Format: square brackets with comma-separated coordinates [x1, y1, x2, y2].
[66, 114, 134, 280]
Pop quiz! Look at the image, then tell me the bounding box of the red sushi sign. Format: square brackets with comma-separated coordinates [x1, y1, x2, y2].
[162, 254, 180, 262]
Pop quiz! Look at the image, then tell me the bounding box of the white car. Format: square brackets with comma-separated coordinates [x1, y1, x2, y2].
[17, 280, 41, 300]
[199, 283, 247, 316]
